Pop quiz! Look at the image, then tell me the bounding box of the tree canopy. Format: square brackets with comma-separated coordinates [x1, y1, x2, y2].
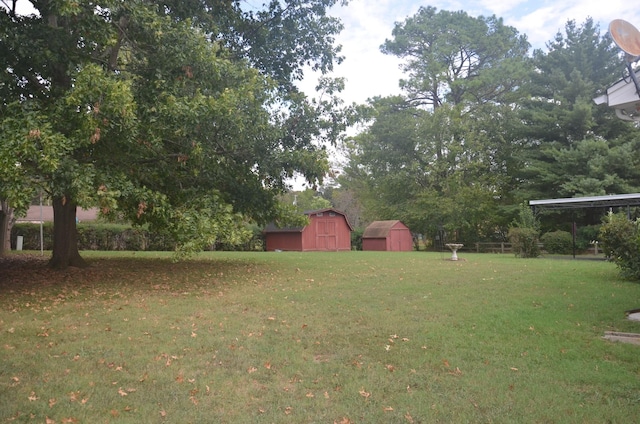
[340, 10, 640, 246]
[381, 6, 530, 109]
[1, 0, 349, 265]
[341, 7, 531, 243]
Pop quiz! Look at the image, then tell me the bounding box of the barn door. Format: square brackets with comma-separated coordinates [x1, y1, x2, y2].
[316, 219, 337, 250]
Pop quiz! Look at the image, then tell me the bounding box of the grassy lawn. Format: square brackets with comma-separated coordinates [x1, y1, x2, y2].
[1, 251, 639, 423]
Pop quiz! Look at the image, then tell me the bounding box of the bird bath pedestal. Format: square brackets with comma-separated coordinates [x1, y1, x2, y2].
[445, 243, 463, 261]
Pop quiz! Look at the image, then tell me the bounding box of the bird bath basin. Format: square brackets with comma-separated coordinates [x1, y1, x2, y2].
[445, 243, 463, 261]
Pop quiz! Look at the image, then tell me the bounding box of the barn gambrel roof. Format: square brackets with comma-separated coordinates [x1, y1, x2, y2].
[263, 208, 353, 233]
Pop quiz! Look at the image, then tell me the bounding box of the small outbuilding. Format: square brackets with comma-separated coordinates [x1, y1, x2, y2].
[362, 220, 413, 251]
[264, 208, 352, 252]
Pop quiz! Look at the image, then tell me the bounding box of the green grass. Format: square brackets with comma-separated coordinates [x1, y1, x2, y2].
[1, 251, 639, 423]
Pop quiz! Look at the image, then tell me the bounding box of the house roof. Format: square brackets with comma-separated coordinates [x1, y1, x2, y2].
[362, 220, 406, 238]
[263, 208, 353, 233]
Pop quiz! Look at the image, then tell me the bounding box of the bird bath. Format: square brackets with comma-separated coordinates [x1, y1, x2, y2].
[445, 243, 463, 261]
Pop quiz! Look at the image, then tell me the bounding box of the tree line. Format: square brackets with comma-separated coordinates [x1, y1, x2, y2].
[335, 7, 640, 246]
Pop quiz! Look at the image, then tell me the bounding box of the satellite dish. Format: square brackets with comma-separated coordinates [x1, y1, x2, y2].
[610, 19, 640, 60]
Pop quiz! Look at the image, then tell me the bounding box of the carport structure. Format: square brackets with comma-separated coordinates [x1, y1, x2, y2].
[529, 193, 640, 217]
[529, 193, 640, 258]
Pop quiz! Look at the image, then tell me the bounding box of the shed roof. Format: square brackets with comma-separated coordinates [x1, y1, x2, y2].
[263, 208, 353, 233]
[529, 193, 640, 210]
[362, 220, 405, 238]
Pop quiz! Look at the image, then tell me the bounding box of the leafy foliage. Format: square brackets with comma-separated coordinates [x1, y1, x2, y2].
[508, 203, 540, 258]
[599, 212, 640, 280]
[381, 6, 529, 108]
[341, 7, 531, 244]
[1, 0, 349, 266]
[517, 18, 640, 202]
[541, 230, 573, 254]
[342, 12, 640, 245]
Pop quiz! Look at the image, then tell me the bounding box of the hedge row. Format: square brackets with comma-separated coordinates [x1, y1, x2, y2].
[11, 223, 179, 251]
[11, 222, 266, 252]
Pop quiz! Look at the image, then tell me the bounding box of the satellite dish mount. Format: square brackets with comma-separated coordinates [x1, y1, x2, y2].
[610, 19, 640, 96]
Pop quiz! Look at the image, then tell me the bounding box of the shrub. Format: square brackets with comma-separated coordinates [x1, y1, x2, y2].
[508, 202, 540, 258]
[10, 222, 258, 252]
[508, 227, 540, 258]
[599, 212, 640, 280]
[541, 230, 573, 254]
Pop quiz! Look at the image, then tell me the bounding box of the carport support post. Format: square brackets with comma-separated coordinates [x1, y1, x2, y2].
[572, 220, 576, 259]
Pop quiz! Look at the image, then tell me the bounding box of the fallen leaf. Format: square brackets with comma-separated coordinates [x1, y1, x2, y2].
[49, 398, 57, 408]
[383, 406, 394, 412]
[359, 388, 371, 399]
[46, 417, 55, 424]
[247, 366, 258, 373]
[284, 406, 293, 415]
[405, 411, 415, 423]
[448, 367, 463, 376]
[28, 391, 38, 401]
[118, 387, 128, 396]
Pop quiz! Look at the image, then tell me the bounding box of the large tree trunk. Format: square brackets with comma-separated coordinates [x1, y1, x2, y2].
[0, 200, 13, 256]
[49, 196, 87, 269]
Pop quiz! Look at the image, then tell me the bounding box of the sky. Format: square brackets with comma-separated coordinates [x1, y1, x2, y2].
[296, 0, 640, 106]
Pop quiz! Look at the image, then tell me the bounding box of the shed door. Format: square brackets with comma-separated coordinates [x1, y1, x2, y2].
[392, 228, 410, 251]
[316, 219, 337, 250]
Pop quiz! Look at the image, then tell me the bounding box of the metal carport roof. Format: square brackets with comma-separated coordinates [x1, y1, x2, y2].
[529, 193, 640, 210]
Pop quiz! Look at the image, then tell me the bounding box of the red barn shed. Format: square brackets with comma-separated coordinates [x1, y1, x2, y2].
[362, 220, 413, 251]
[264, 208, 352, 252]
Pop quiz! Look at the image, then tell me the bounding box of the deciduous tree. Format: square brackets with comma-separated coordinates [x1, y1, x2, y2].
[1, 0, 348, 267]
[343, 7, 531, 243]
